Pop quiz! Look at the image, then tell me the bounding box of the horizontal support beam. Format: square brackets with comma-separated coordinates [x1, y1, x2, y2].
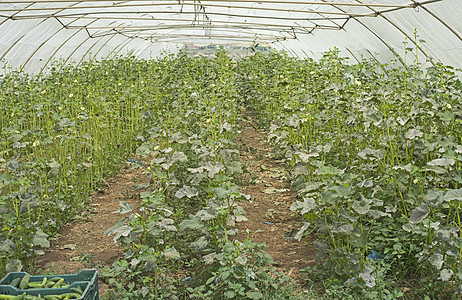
[0, 1, 409, 17]
[0, 0, 418, 9]
[58, 16, 348, 28]
[93, 27, 295, 39]
[66, 23, 340, 32]
[9, 10, 376, 21]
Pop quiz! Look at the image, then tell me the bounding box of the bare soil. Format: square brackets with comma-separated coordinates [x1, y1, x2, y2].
[35, 162, 148, 296]
[235, 116, 316, 278]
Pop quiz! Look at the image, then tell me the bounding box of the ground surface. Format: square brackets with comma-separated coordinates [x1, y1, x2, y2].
[35, 164, 148, 295]
[235, 116, 316, 277]
[35, 114, 316, 296]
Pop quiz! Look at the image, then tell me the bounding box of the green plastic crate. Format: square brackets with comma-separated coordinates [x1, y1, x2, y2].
[0, 269, 98, 300]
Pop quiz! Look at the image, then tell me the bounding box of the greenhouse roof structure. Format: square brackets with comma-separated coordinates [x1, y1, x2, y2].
[0, 0, 460, 73]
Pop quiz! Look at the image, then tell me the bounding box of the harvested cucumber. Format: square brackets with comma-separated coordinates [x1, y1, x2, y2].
[69, 286, 82, 295]
[41, 278, 47, 288]
[27, 282, 43, 289]
[60, 293, 81, 300]
[19, 275, 30, 290]
[10, 278, 21, 288]
[51, 278, 64, 289]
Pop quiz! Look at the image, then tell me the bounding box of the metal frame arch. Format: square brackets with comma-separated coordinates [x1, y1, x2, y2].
[317, 0, 408, 68]
[344, 47, 361, 64]
[0, 18, 46, 60]
[0, 2, 36, 60]
[20, 17, 82, 71]
[39, 19, 99, 74]
[59, 19, 119, 70]
[0, 0, 84, 69]
[106, 36, 139, 60]
[89, 31, 124, 61]
[418, 2, 462, 43]
[130, 39, 165, 59]
[75, 34, 115, 68]
[353, 0, 439, 66]
[92, 31, 152, 61]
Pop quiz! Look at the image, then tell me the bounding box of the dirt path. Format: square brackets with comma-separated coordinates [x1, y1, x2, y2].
[236, 115, 316, 277]
[35, 161, 148, 295]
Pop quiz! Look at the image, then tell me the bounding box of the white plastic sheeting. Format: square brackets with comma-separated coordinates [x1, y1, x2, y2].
[0, 1, 460, 74]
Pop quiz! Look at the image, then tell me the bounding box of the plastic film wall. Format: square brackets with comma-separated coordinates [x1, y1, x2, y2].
[0, 1, 460, 74]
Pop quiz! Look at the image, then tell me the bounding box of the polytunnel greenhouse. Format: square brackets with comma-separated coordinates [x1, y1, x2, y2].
[1, 1, 462, 299]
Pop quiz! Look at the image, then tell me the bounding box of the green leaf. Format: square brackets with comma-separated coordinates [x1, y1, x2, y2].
[221, 121, 232, 132]
[315, 163, 340, 176]
[319, 191, 338, 205]
[214, 187, 230, 199]
[189, 236, 208, 250]
[300, 182, 325, 194]
[0, 239, 14, 253]
[153, 171, 168, 179]
[115, 201, 133, 214]
[235, 255, 248, 265]
[246, 291, 263, 299]
[295, 151, 319, 162]
[226, 161, 243, 174]
[172, 151, 188, 163]
[286, 115, 300, 127]
[32, 229, 50, 248]
[359, 268, 376, 288]
[203, 253, 216, 265]
[179, 217, 203, 230]
[409, 204, 430, 224]
[437, 110, 455, 122]
[358, 148, 383, 160]
[290, 197, 316, 214]
[132, 182, 149, 191]
[157, 218, 177, 232]
[294, 222, 310, 241]
[143, 260, 156, 272]
[203, 161, 225, 177]
[136, 144, 151, 157]
[225, 290, 235, 298]
[221, 270, 231, 280]
[429, 253, 444, 269]
[427, 158, 455, 167]
[196, 207, 216, 221]
[405, 128, 423, 140]
[423, 189, 445, 208]
[424, 165, 446, 174]
[368, 209, 390, 219]
[175, 185, 198, 199]
[206, 275, 216, 285]
[329, 185, 353, 198]
[6, 259, 22, 272]
[293, 163, 309, 176]
[109, 225, 133, 243]
[443, 188, 462, 202]
[331, 224, 353, 235]
[163, 247, 180, 260]
[352, 198, 371, 215]
[440, 269, 452, 281]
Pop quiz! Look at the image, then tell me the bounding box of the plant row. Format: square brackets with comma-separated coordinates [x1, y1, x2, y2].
[235, 49, 462, 299]
[0, 51, 299, 299]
